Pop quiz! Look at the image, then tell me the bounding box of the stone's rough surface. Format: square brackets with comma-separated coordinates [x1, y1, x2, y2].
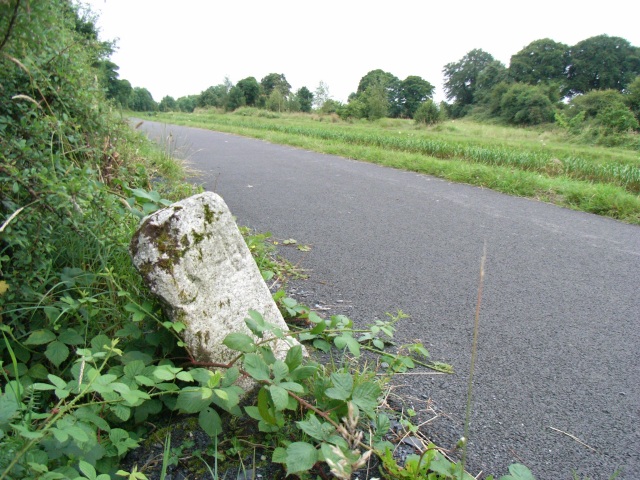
[130, 192, 301, 384]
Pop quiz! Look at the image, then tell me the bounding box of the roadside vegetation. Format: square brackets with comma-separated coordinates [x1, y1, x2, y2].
[1, 1, 635, 479]
[151, 109, 640, 224]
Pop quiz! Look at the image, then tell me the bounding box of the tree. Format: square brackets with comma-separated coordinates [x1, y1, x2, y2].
[236, 77, 261, 106]
[509, 38, 570, 85]
[158, 95, 176, 112]
[443, 49, 496, 115]
[498, 83, 555, 125]
[225, 85, 246, 111]
[313, 81, 331, 110]
[129, 87, 157, 111]
[266, 89, 285, 112]
[361, 83, 388, 120]
[197, 84, 229, 108]
[413, 100, 440, 125]
[176, 95, 197, 112]
[296, 86, 314, 113]
[356, 69, 402, 117]
[261, 73, 291, 97]
[399, 75, 434, 118]
[566, 35, 640, 96]
[625, 76, 640, 121]
[473, 60, 510, 105]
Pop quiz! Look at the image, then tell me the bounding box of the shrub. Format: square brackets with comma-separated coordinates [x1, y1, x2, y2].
[413, 100, 441, 125]
[499, 83, 555, 125]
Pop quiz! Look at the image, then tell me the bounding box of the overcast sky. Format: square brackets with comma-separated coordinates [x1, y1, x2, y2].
[84, 0, 640, 104]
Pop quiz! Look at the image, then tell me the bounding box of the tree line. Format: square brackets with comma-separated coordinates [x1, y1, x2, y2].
[108, 33, 640, 138]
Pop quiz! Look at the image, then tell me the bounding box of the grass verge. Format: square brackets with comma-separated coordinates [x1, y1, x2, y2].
[150, 110, 640, 225]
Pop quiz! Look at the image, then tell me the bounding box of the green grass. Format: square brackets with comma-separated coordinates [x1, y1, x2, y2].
[149, 109, 640, 224]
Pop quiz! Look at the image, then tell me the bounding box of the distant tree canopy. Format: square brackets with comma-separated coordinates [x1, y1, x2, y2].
[295, 86, 314, 113]
[400, 76, 434, 118]
[129, 87, 157, 111]
[236, 77, 261, 106]
[443, 49, 496, 116]
[261, 73, 291, 97]
[565, 35, 640, 96]
[509, 38, 570, 86]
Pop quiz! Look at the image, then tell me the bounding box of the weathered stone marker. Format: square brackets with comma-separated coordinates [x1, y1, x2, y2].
[130, 192, 302, 386]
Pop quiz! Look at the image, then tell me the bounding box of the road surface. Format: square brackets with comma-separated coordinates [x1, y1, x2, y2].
[139, 120, 639, 479]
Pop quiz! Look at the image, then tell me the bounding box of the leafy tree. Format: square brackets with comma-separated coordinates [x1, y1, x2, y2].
[225, 85, 246, 111]
[313, 81, 331, 109]
[130, 87, 157, 111]
[320, 99, 342, 114]
[295, 86, 314, 113]
[266, 89, 285, 112]
[413, 100, 441, 125]
[261, 73, 291, 97]
[568, 89, 629, 119]
[443, 49, 496, 116]
[362, 83, 389, 120]
[473, 60, 510, 105]
[566, 35, 640, 96]
[339, 97, 367, 119]
[399, 75, 434, 118]
[624, 75, 640, 121]
[357, 69, 402, 117]
[509, 38, 570, 85]
[159, 95, 177, 112]
[498, 83, 555, 125]
[176, 95, 197, 112]
[197, 84, 229, 108]
[236, 77, 261, 106]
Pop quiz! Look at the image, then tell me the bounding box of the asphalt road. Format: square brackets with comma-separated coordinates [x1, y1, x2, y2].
[139, 120, 640, 479]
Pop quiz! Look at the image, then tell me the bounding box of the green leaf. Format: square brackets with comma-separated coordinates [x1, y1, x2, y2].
[153, 365, 182, 381]
[500, 464, 536, 480]
[57, 329, 84, 345]
[245, 310, 266, 337]
[223, 332, 256, 353]
[11, 423, 45, 440]
[198, 407, 222, 437]
[272, 447, 287, 464]
[176, 371, 194, 382]
[124, 360, 146, 378]
[285, 345, 303, 371]
[176, 387, 213, 413]
[79, 460, 97, 479]
[290, 365, 317, 381]
[285, 442, 318, 475]
[269, 385, 289, 411]
[0, 394, 19, 427]
[312, 339, 331, 352]
[334, 333, 360, 357]
[243, 353, 270, 382]
[110, 428, 139, 456]
[24, 329, 56, 345]
[325, 373, 353, 401]
[272, 360, 289, 382]
[257, 387, 276, 425]
[45, 341, 70, 367]
[279, 381, 304, 393]
[297, 415, 335, 442]
[352, 381, 381, 416]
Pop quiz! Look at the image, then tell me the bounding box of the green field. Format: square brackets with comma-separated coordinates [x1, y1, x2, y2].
[151, 108, 640, 225]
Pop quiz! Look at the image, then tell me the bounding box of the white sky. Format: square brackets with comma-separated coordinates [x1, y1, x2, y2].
[83, 0, 640, 104]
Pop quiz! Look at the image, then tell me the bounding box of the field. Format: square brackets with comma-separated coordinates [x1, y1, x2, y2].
[151, 108, 640, 225]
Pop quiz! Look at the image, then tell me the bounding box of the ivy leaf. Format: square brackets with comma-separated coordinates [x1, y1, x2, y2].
[45, 341, 69, 367]
[198, 407, 222, 437]
[243, 353, 270, 382]
[24, 329, 56, 345]
[285, 442, 318, 475]
[223, 333, 256, 353]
